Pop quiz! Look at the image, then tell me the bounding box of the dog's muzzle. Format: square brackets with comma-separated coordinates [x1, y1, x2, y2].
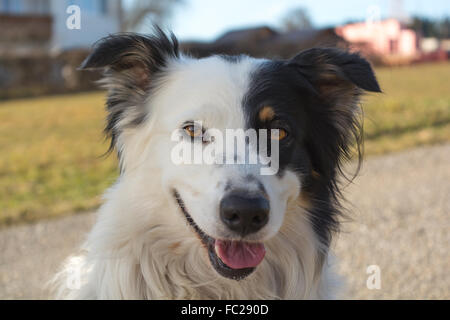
[172, 189, 268, 280]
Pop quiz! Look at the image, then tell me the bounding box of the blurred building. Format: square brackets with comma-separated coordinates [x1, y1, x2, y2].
[420, 37, 440, 53]
[0, 0, 121, 54]
[182, 26, 345, 59]
[335, 18, 418, 64]
[418, 37, 449, 63]
[0, 0, 122, 99]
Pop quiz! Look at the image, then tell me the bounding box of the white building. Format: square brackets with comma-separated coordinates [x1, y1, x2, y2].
[0, 0, 121, 51]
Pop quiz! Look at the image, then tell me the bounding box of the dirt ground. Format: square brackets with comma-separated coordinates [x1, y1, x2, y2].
[1, 143, 449, 299]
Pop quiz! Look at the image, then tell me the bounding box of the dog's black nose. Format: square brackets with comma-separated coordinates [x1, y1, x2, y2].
[220, 194, 269, 236]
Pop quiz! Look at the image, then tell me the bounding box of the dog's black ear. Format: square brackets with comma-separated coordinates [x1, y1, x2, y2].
[288, 48, 380, 189]
[288, 47, 381, 95]
[80, 27, 179, 91]
[80, 28, 179, 164]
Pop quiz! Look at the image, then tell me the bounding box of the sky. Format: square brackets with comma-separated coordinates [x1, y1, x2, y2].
[160, 0, 450, 41]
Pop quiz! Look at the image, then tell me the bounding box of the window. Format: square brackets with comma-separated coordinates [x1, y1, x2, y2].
[0, 0, 50, 14]
[0, 0, 10, 13]
[68, 0, 108, 15]
[0, 0, 23, 14]
[28, 0, 50, 14]
[389, 39, 399, 54]
[99, 0, 107, 14]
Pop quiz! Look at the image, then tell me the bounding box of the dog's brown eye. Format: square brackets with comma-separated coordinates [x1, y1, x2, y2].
[271, 129, 288, 141]
[184, 124, 202, 138]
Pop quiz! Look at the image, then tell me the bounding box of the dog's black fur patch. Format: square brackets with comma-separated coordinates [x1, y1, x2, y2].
[243, 48, 380, 248]
[80, 27, 179, 161]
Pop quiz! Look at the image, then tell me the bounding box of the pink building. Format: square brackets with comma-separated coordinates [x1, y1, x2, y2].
[336, 19, 418, 61]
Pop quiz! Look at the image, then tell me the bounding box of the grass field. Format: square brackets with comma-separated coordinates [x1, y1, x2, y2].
[1, 62, 449, 226]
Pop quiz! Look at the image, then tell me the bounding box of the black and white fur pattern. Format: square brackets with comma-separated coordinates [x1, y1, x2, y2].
[53, 28, 380, 299]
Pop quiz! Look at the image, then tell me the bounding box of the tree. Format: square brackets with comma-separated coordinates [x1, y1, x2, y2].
[121, 0, 184, 32]
[407, 16, 450, 39]
[282, 8, 313, 32]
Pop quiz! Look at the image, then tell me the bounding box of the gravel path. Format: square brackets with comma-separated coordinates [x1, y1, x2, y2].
[1, 144, 449, 299]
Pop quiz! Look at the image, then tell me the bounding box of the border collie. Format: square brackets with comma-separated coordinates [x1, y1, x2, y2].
[54, 28, 380, 299]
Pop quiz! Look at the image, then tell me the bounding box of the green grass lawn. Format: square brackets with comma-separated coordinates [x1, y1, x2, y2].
[1, 62, 449, 226]
[363, 63, 450, 154]
[0, 92, 117, 226]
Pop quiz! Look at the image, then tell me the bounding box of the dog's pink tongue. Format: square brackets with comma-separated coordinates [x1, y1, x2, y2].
[215, 240, 265, 269]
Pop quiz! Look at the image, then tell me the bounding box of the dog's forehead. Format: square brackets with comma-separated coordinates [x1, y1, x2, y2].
[154, 55, 266, 129]
[178, 55, 258, 84]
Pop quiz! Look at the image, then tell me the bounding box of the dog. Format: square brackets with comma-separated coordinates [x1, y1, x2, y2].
[53, 28, 380, 299]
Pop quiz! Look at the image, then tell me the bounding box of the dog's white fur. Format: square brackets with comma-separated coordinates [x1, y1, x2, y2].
[53, 55, 341, 299]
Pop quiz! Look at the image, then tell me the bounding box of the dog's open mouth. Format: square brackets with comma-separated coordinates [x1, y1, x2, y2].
[172, 189, 265, 280]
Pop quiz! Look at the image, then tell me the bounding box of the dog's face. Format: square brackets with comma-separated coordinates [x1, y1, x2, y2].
[82, 29, 380, 280]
